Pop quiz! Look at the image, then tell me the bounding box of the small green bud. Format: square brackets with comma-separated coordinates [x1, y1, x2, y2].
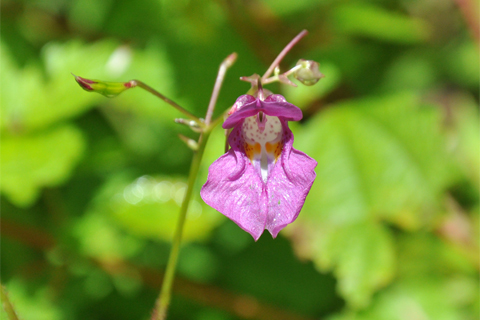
[72, 74, 136, 98]
[178, 134, 199, 151]
[175, 118, 203, 133]
[293, 59, 324, 86]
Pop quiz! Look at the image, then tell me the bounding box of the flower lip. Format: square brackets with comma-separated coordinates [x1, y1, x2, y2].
[222, 94, 303, 129]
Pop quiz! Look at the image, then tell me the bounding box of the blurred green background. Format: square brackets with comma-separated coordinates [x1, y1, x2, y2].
[1, 0, 479, 319]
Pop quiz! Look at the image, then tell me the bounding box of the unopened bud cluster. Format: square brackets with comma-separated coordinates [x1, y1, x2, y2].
[293, 59, 324, 86]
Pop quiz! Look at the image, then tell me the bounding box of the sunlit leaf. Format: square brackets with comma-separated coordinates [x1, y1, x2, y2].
[2, 280, 63, 320]
[297, 92, 459, 229]
[88, 173, 224, 243]
[310, 222, 395, 308]
[1, 124, 85, 207]
[1, 39, 179, 134]
[74, 209, 145, 262]
[1, 41, 111, 132]
[329, 277, 477, 320]
[287, 92, 460, 307]
[397, 232, 478, 278]
[447, 93, 480, 189]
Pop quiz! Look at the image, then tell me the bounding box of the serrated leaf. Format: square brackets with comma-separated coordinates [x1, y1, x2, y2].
[1, 125, 85, 207]
[288, 92, 460, 308]
[312, 222, 395, 308]
[297, 92, 459, 229]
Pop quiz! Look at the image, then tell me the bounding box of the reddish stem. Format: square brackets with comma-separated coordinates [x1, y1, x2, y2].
[261, 30, 308, 82]
[454, 0, 480, 43]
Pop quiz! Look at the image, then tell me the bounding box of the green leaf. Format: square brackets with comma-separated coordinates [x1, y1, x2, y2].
[311, 222, 395, 308]
[2, 279, 63, 320]
[287, 92, 460, 307]
[397, 232, 478, 278]
[1, 124, 85, 207]
[445, 39, 480, 88]
[1, 41, 111, 133]
[330, 277, 477, 320]
[74, 209, 145, 262]
[447, 93, 480, 189]
[107, 39, 183, 121]
[88, 174, 224, 243]
[257, 0, 324, 16]
[381, 52, 437, 93]
[332, 4, 431, 44]
[282, 61, 341, 109]
[1, 39, 178, 133]
[297, 92, 459, 229]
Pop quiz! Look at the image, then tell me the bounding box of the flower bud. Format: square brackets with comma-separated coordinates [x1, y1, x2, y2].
[293, 59, 324, 86]
[72, 74, 136, 98]
[178, 134, 199, 151]
[175, 118, 203, 133]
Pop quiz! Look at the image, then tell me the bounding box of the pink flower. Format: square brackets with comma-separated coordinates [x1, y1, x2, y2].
[200, 94, 317, 240]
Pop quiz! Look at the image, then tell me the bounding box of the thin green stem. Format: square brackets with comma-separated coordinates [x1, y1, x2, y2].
[154, 129, 211, 320]
[262, 65, 302, 85]
[1, 282, 20, 320]
[153, 53, 236, 320]
[132, 80, 204, 126]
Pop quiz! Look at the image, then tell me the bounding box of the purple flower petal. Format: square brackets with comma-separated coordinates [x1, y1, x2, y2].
[265, 121, 317, 237]
[223, 95, 303, 129]
[200, 127, 268, 241]
[202, 95, 317, 240]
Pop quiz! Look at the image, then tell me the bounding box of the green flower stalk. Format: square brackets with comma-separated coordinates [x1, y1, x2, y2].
[72, 74, 203, 125]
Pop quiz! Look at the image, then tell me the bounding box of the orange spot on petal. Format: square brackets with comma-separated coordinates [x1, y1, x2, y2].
[244, 142, 261, 161]
[266, 141, 283, 161]
[254, 143, 261, 154]
[265, 142, 273, 153]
